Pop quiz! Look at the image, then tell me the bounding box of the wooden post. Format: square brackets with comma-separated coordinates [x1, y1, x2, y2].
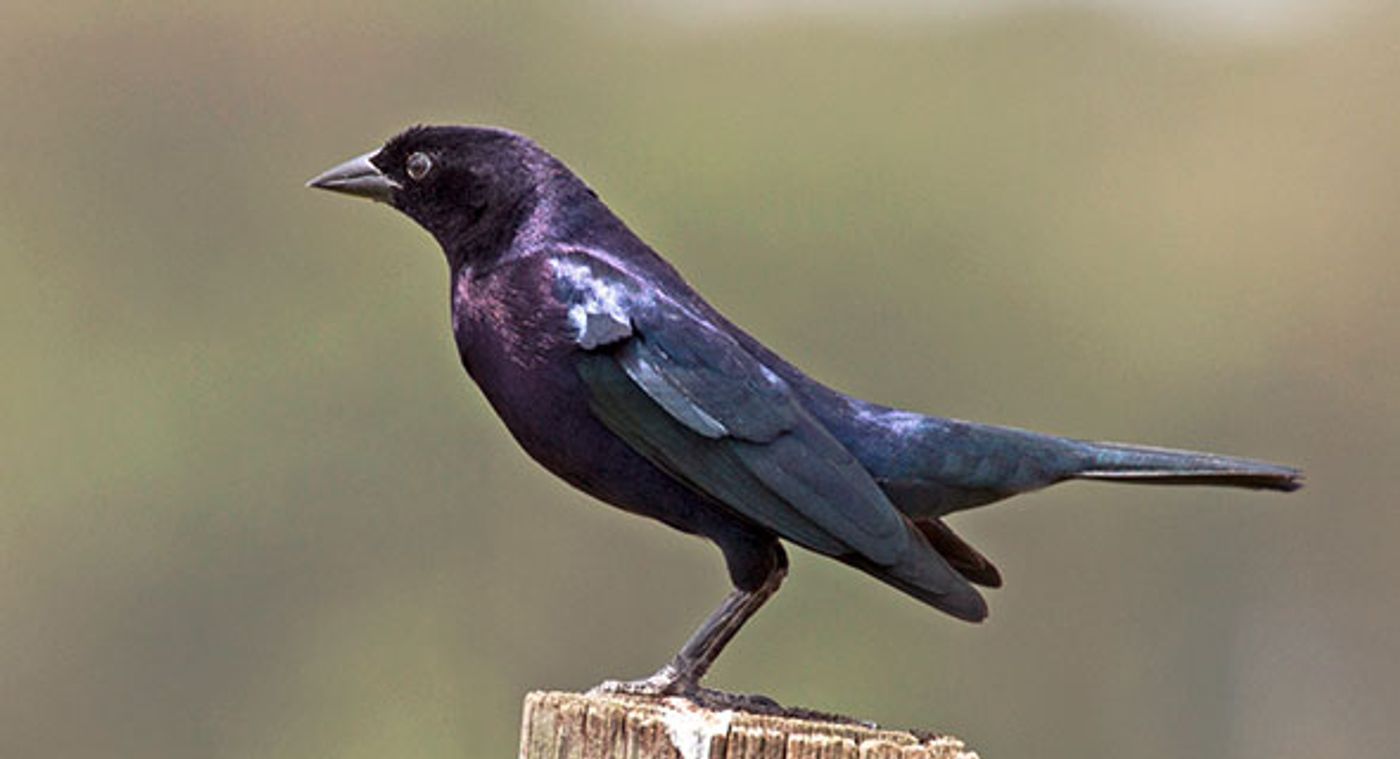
[519, 690, 978, 759]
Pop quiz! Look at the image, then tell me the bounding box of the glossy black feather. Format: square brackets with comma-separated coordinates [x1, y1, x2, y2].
[556, 252, 908, 565]
[311, 124, 1302, 636]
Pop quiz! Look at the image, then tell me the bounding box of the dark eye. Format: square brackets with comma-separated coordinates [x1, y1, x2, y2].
[405, 152, 432, 181]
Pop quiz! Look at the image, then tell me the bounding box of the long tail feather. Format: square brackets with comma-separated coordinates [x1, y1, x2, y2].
[1073, 441, 1302, 492]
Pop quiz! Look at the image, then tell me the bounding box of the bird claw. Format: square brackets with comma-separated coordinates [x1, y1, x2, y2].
[589, 674, 789, 718]
[588, 664, 690, 698]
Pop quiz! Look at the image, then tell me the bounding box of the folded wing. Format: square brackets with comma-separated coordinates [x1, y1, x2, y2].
[549, 251, 987, 620]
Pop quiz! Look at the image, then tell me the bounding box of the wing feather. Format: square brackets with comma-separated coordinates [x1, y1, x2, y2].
[553, 253, 907, 564]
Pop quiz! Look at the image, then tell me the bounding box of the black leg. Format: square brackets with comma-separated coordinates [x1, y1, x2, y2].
[591, 561, 786, 699]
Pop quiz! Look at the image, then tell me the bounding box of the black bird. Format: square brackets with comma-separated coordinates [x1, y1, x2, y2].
[308, 125, 1301, 702]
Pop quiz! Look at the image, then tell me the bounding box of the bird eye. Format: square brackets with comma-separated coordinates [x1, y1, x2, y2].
[405, 152, 432, 181]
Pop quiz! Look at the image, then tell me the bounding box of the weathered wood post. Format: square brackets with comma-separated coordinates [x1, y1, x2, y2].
[519, 691, 978, 759]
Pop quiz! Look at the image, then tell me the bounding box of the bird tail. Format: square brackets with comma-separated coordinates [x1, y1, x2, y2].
[838, 518, 993, 623]
[1071, 440, 1302, 492]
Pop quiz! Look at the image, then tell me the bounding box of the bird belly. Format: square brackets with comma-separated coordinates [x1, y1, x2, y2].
[456, 319, 744, 542]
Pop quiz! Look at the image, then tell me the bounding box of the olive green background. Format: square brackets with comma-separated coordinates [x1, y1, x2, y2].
[4, 2, 1396, 757]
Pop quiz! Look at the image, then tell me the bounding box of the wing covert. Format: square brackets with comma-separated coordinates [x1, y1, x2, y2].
[549, 251, 910, 565]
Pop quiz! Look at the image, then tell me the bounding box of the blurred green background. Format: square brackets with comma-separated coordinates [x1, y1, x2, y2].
[3, 1, 1396, 757]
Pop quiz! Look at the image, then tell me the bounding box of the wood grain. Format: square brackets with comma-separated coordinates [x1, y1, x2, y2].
[519, 691, 977, 759]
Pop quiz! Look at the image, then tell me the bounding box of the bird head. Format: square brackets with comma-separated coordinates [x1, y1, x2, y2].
[307, 125, 551, 257]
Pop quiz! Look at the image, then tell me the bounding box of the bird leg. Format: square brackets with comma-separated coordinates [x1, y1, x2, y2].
[591, 564, 785, 709]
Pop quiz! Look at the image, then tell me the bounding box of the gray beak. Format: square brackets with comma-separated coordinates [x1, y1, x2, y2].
[306, 150, 399, 202]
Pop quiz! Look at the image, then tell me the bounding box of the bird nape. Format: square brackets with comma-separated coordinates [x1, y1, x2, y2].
[308, 125, 1302, 708]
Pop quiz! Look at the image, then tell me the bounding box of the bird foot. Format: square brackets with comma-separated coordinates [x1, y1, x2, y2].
[590, 660, 703, 698]
[589, 676, 779, 713]
[589, 676, 869, 725]
[588, 671, 686, 698]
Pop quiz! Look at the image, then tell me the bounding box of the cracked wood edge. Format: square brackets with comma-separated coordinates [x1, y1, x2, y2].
[519, 690, 979, 759]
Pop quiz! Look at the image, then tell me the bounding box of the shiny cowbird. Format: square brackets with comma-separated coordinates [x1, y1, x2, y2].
[308, 125, 1301, 704]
